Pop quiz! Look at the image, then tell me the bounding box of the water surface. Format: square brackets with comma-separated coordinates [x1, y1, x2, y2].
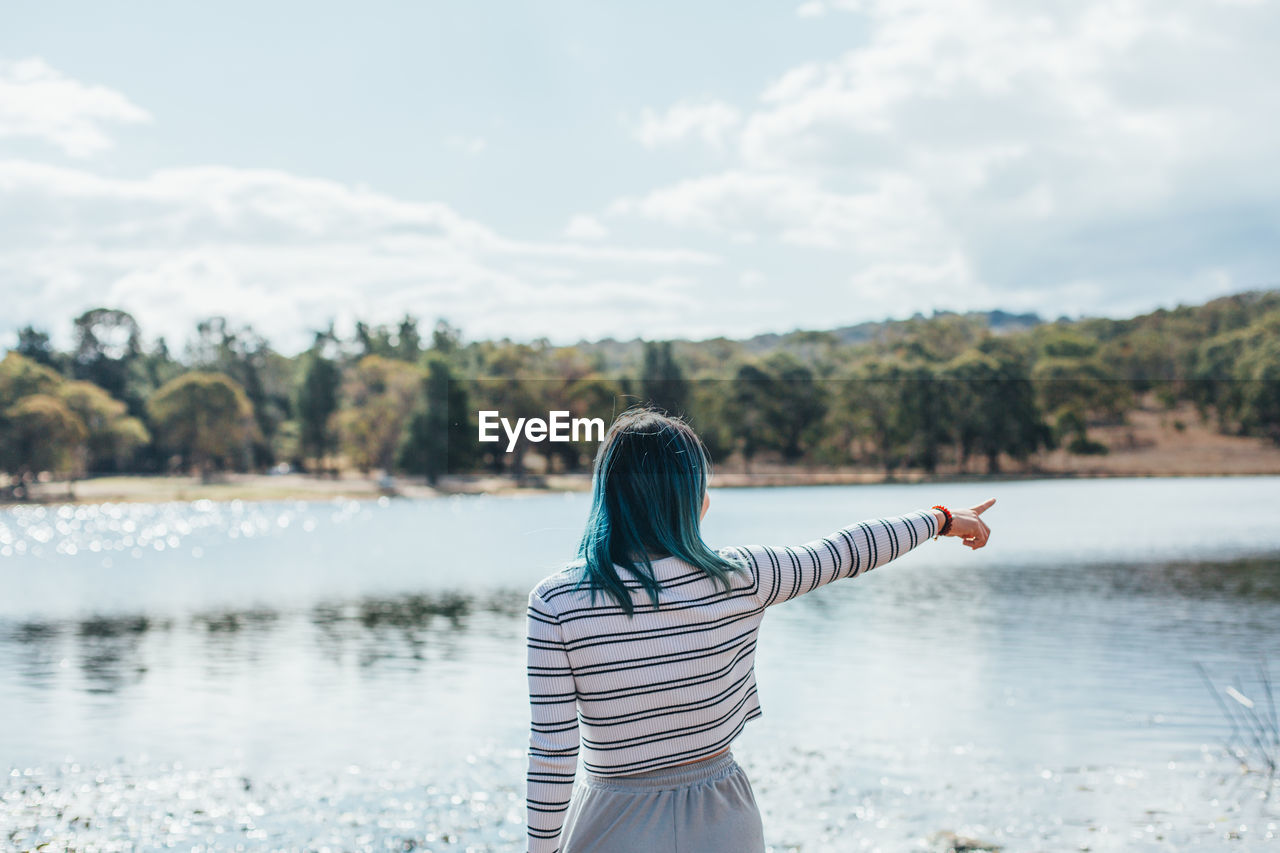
[3, 477, 1278, 850]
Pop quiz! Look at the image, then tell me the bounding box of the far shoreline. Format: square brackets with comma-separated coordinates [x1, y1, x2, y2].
[8, 402, 1280, 507]
[5, 464, 1280, 508]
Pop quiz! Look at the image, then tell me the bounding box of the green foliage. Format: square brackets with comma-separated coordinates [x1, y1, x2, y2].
[0, 351, 63, 406]
[15, 326, 63, 372]
[1032, 356, 1131, 426]
[1036, 328, 1100, 360]
[398, 357, 478, 483]
[720, 353, 828, 468]
[185, 317, 294, 468]
[0, 393, 87, 482]
[846, 359, 902, 471]
[296, 347, 341, 470]
[641, 341, 690, 417]
[1189, 310, 1280, 437]
[4, 289, 1279, 483]
[147, 371, 258, 481]
[355, 314, 424, 362]
[728, 361, 778, 471]
[71, 308, 148, 417]
[941, 343, 1053, 473]
[1066, 433, 1109, 455]
[58, 380, 150, 473]
[766, 352, 827, 461]
[272, 419, 303, 468]
[1234, 324, 1280, 445]
[894, 360, 951, 474]
[0, 353, 141, 486]
[333, 355, 422, 474]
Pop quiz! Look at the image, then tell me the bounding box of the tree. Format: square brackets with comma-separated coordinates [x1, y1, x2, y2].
[725, 354, 828, 469]
[561, 373, 627, 470]
[58, 380, 150, 473]
[396, 315, 422, 362]
[71, 308, 146, 415]
[350, 315, 426, 362]
[147, 372, 259, 482]
[1, 394, 87, 497]
[1031, 356, 1130, 453]
[0, 351, 63, 405]
[761, 352, 826, 462]
[1238, 335, 1280, 445]
[726, 362, 776, 473]
[272, 419, 304, 469]
[1190, 313, 1280, 440]
[641, 341, 691, 416]
[398, 356, 476, 483]
[953, 338, 1054, 473]
[1099, 326, 1179, 399]
[431, 319, 463, 356]
[296, 344, 341, 474]
[941, 352, 995, 472]
[894, 360, 951, 475]
[333, 355, 421, 474]
[684, 378, 735, 464]
[15, 326, 62, 372]
[1036, 328, 1100, 360]
[840, 358, 915, 475]
[185, 317, 291, 468]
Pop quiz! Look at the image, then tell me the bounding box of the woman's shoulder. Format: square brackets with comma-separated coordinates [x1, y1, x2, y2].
[528, 562, 585, 606]
[712, 544, 753, 566]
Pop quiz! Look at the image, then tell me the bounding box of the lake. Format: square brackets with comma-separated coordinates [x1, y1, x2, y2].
[3, 476, 1279, 851]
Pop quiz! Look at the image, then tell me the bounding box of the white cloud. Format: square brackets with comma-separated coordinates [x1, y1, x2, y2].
[632, 99, 742, 150]
[6, 3, 1280, 350]
[846, 252, 981, 320]
[611, 170, 954, 256]
[0, 58, 150, 157]
[0, 159, 721, 353]
[610, 0, 1280, 316]
[564, 214, 608, 241]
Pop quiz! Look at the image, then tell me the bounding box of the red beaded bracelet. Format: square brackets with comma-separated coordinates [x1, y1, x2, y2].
[931, 504, 952, 539]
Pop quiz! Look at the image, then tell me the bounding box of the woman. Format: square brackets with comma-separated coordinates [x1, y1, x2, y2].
[525, 407, 994, 853]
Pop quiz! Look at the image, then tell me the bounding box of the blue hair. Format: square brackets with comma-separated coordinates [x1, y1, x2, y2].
[569, 406, 749, 617]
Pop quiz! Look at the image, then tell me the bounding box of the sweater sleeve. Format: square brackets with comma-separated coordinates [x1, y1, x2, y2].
[526, 589, 580, 853]
[724, 508, 938, 608]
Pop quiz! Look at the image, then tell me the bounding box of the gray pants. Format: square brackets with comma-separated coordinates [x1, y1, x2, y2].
[559, 750, 766, 853]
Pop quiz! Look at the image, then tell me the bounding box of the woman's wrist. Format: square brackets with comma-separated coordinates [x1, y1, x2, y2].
[930, 505, 952, 538]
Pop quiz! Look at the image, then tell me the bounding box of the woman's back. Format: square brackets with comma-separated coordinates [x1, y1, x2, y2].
[526, 508, 939, 851]
[532, 553, 765, 777]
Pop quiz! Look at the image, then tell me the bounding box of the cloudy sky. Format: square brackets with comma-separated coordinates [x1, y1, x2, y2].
[3, 0, 1278, 355]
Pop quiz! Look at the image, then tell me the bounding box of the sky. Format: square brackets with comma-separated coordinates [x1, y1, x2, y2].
[2, 0, 1278, 356]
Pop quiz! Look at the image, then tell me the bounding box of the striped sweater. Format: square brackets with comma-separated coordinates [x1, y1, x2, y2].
[525, 508, 940, 853]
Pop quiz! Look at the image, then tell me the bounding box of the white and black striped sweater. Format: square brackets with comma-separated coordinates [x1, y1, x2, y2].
[525, 508, 940, 853]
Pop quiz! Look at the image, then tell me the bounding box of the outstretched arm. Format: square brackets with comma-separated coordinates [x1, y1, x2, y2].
[526, 590, 580, 853]
[724, 508, 939, 608]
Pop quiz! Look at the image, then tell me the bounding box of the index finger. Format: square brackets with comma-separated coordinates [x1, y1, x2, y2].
[972, 497, 996, 515]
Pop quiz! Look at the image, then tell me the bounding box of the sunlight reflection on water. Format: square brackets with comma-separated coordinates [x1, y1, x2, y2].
[2, 477, 1279, 849]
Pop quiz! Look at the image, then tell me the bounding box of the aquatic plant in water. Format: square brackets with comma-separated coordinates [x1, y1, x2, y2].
[1195, 658, 1279, 783]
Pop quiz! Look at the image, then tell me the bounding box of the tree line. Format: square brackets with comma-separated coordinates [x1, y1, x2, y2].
[1, 290, 1277, 497]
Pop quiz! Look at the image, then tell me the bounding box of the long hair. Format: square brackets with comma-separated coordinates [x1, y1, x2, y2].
[569, 406, 748, 617]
